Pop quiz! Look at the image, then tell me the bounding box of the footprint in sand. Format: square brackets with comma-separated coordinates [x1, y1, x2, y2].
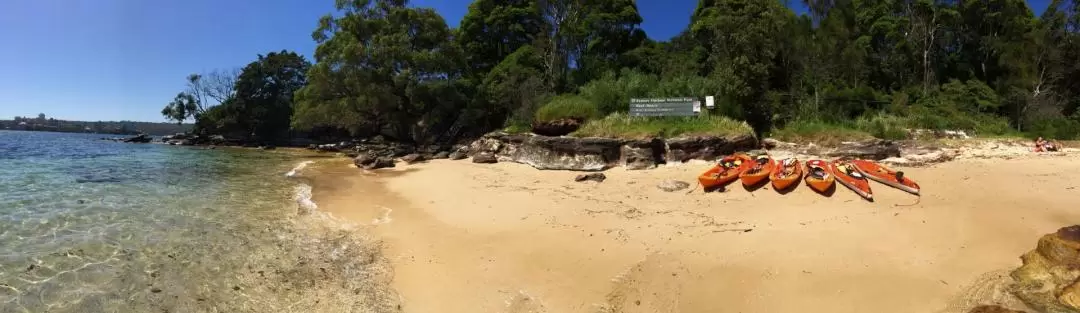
[599, 253, 690, 313]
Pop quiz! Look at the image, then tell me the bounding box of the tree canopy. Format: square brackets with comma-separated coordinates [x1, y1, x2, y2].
[165, 0, 1080, 143]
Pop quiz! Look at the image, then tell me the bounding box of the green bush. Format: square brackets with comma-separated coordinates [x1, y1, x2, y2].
[578, 69, 659, 115]
[770, 119, 873, 145]
[853, 114, 910, 140]
[534, 95, 600, 123]
[1025, 116, 1080, 140]
[573, 112, 754, 139]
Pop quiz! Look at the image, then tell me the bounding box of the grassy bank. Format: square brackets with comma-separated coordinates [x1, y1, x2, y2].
[572, 112, 754, 139]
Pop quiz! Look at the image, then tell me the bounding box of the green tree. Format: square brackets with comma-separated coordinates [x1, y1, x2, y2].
[293, 0, 459, 143]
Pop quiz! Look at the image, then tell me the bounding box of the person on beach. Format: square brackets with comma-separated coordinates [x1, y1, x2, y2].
[1035, 137, 1059, 152]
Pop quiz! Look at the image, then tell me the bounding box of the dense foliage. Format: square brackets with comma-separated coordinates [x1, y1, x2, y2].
[166, 0, 1080, 143]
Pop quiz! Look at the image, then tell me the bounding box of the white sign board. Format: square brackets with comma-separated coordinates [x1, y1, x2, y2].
[705, 96, 715, 108]
[692, 100, 701, 113]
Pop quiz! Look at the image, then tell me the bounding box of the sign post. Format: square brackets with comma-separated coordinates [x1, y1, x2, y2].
[628, 98, 698, 117]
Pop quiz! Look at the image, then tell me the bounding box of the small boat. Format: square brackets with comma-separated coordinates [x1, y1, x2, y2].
[698, 153, 752, 190]
[851, 159, 920, 195]
[770, 158, 802, 191]
[804, 159, 835, 193]
[832, 160, 873, 201]
[739, 155, 775, 186]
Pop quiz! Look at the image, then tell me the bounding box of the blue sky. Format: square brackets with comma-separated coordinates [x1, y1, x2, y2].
[0, 0, 1054, 122]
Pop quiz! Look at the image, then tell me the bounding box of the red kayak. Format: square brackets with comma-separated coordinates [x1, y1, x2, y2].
[832, 160, 873, 201]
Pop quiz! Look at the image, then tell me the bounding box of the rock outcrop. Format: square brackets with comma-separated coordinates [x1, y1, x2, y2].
[466, 132, 759, 171]
[531, 118, 583, 136]
[1009, 225, 1080, 313]
[968, 305, 1028, 313]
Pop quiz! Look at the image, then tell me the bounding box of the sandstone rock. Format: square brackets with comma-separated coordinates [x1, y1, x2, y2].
[574, 173, 606, 183]
[968, 305, 1028, 313]
[761, 138, 782, 149]
[401, 153, 425, 164]
[622, 138, 665, 170]
[666, 135, 757, 162]
[824, 139, 902, 160]
[503, 135, 624, 171]
[532, 118, 583, 136]
[1009, 225, 1080, 313]
[353, 153, 377, 168]
[432, 151, 450, 159]
[472, 152, 498, 164]
[448, 151, 468, 160]
[657, 180, 690, 192]
[363, 157, 396, 170]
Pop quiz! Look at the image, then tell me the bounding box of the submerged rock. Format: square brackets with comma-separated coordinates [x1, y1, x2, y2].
[353, 153, 377, 168]
[363, 157, 395, 170]
[1009, 225, 1080, 313]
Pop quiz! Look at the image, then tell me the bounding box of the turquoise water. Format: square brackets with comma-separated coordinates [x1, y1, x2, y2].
[0, 131, 397, 312]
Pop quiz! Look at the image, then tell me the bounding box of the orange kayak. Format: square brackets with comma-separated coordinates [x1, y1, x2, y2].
[698, 153, 752, 190]
[832, 160, 873, 200]
[851, 160, 920, 195]
[804, 159, 835, 193]
[769, 158, 802, 191]
[739, 155, 775, 186]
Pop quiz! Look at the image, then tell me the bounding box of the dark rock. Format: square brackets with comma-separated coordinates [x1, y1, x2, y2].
[307, 144, 318, 150]
[448, 151, 468, 160]
[401, 153, 425, 164]
[657, 180, 690, 192]
[1009, 225, 1080, 312]
[967, 305, 1027, 313]
[472, 152, 498, 164]
[574, 173, 607, 182]
[353, 153, 377, 167]
[258, 145, 276, 150]
[122, 134, 152, 143]
[433, 151, 450, 159]
[666, 135, 758, 162]
[532, 118, 583, 136]
[824, 140, 902, 160]
[363, 157, 396, 170]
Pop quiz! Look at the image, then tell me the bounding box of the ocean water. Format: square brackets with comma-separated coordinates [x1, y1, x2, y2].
[0, 131, 398, 312]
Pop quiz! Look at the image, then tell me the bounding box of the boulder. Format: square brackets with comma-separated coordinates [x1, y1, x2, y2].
[1009, 225, 1080, 313]
[363, 157, 396, 170]
[122, 134, 152, 143]
[824, 140, 902, 160]
[666, 135, 758, 162]
[657, 180, 690, 192]
[448, 151, 468, 160]
[353, 153, 377, 168]
[472, 152, 498, 164]
[432, 151, 450, 159]
[401, 153, 425, 164]
[531, 118, 583, 136]
[574, 173, 607, 183]
[508, 136, 625, 171]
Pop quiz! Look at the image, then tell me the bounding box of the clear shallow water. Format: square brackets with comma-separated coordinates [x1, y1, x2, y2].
[0, 131, 397, 312]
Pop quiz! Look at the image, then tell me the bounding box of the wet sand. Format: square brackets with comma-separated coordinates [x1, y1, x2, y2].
[307, 154, 1080, 313]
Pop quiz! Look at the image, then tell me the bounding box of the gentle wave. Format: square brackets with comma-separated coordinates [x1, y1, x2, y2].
[285, 160, 314, 177]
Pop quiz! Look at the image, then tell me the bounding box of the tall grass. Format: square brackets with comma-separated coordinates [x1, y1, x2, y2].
[573, 112, 754, 139]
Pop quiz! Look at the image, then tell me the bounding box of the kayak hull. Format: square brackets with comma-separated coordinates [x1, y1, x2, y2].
[851, 159, 920, 195]
[770, 159, 802, 191]
[833, 160, 874, 201]
[804, 159, 835, 193]
[739, 156, 775, 187]
[698, 153, 752, 190]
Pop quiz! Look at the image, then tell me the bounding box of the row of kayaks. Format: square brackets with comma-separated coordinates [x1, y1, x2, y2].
[696, 153, 921, 200]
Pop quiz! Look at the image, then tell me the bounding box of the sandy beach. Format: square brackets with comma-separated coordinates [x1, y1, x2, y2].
[306, 153, 1080, 313]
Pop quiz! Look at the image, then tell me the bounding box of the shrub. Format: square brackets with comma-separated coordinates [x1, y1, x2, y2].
[573, 112, 754, 139]
[770, 119, 873, 145]
[534, 95, 600, 123]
